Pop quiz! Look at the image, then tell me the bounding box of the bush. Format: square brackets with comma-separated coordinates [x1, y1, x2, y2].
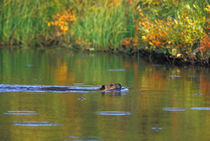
[135, 0, 209, 59]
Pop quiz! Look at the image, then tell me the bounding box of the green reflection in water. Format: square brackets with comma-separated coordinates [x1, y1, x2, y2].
[0, 48, 209, 141]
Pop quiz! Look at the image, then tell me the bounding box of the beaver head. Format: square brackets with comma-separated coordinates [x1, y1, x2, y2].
[99, 83, 122, 91]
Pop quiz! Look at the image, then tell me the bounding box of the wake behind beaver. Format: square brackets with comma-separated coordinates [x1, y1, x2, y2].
[0, 83, 128, 93]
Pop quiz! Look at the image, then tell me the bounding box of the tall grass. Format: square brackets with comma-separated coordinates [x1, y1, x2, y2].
[0, 0, 66, 46]
[69, 0, 136, 50]
[0, 0, 137, 50]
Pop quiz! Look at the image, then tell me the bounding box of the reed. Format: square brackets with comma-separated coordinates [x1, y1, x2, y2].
[0, 0, 65, 46]
[0, 0, 137, 49]
[74, 1, 136, 50]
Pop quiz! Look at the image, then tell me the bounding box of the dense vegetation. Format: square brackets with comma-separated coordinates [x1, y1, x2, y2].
[0, 0, 209, 64]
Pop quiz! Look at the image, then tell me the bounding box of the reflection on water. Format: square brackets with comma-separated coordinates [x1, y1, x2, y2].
[0, 48, 209, 141]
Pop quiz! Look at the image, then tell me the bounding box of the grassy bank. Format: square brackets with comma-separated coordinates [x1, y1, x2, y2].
[0, 0, 209, 64]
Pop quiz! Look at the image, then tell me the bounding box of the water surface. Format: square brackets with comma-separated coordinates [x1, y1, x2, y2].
[0, 48, 209, 141]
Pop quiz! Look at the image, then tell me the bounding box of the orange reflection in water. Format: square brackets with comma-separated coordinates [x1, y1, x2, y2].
[54, 61, 75, 85]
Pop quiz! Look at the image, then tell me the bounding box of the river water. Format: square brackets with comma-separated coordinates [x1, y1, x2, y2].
[0, 48, 209, 141]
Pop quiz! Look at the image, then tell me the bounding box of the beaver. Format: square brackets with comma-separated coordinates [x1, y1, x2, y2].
[40, 83, 122, 92]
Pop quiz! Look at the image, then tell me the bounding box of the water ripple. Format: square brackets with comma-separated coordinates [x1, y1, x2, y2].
[13, 121, 59, 127]
[169, 75, 181, 78]
[152, 127, 163, 130]
[189, 107, 210, 111]
[68, 135, 100, 141]
[163, 107, 187, 111]
[78, 97, 87, 101]
[107, 69, 125, 71]
[163, 107, 210, 111]
[3, 111, 38, 115]
[96, 111, 131, 116]
[194, 93, 202, 96]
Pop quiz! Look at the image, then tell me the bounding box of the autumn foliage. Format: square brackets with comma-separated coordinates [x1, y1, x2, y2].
[135, 2, 209, 58]
[199, 34, 210, 52]
[48, 9, 76, 36]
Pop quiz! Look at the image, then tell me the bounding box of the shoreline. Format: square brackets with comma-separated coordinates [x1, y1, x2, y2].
[0, 44, 209, 67]
[135, 49, 210, 67]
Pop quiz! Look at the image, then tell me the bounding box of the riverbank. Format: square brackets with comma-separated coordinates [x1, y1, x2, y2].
[136, 49, 210, 67]
[0, 0, 209, 66]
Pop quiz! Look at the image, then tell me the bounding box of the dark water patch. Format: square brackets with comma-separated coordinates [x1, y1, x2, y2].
[13, 121, 59, 127]
[169, 75, 181, 78]
[96, 111, 131, 116]
[189, 107, 210, 111]
[107, 69, 125, 71]
[3, 111, 38, 115]
[163, 107, 187, 111]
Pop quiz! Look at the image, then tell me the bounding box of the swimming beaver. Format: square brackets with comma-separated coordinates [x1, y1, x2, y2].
[99, 83, 122, 91]
[40, 83, 122, 92]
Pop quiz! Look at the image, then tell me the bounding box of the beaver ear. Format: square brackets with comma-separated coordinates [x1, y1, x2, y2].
[116, 83, 122, 89]
[100, 85, 105, 90]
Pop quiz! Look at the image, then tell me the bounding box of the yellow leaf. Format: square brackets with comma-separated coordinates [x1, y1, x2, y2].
[47, 23, 51, 27]
[142, 36, 146, 40]
[176, 54, 182, 58]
